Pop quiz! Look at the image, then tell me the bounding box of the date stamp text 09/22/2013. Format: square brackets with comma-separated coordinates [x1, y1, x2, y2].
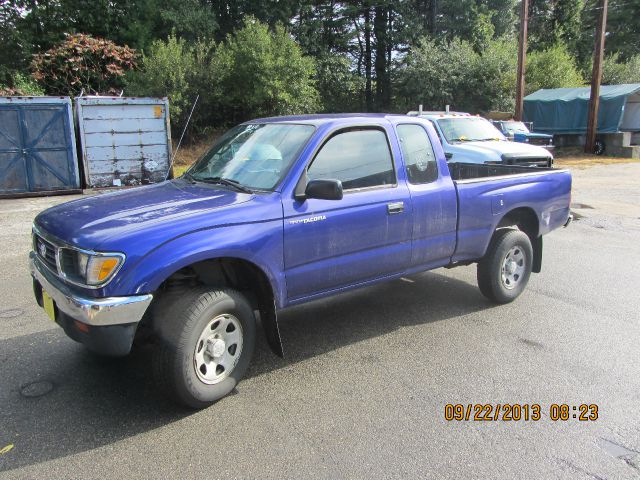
[444, 404, 599, 422]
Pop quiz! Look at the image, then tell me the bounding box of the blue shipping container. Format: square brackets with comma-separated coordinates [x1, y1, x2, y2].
[0, 97, 80, 196]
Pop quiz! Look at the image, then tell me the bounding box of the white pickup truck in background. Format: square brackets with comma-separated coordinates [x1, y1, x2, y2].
[407, 112, 554, 167]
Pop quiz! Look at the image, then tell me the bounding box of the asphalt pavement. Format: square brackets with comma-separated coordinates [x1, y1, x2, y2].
[1, 163, 639, 479]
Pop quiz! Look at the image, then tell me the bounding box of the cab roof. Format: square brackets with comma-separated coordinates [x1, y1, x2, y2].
[247, 113, 420, 126]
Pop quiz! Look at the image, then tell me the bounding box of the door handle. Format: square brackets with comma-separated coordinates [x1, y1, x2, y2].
[387, 201, 404, 215]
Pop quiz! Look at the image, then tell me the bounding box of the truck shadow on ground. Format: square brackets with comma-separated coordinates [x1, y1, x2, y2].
[0, 269, 492, 472]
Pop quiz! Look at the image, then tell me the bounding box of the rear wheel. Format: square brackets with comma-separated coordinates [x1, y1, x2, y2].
[152, 287, 256, 408]
[477, 229, 533, 304]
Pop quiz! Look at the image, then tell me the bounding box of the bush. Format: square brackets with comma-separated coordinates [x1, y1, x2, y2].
[126, 34, 216, 135]
[0, 73, 45, 96]
[32, 34, 137, 95]
[212, 19, 320, 122]
[602, 53, 640, 85]
[525, 44, 585, 94]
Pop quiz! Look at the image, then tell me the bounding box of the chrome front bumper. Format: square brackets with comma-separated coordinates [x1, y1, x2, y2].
[30, 252, 153, 327]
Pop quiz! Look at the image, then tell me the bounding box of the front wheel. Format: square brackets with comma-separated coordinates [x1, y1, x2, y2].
[477, 229, 533, 304]
[152, 287, 256, 408]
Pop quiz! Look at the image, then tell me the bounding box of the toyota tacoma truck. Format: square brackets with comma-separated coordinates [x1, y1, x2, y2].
[30, 114, 572, 408]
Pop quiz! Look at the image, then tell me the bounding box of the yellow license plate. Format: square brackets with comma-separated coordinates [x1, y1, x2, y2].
[42, 289, 56, 321]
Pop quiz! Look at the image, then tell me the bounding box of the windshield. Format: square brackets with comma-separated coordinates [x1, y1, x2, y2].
[187, 123, 315, 190]
[436, 117, 505, 143]
[502, 121, 529, 134]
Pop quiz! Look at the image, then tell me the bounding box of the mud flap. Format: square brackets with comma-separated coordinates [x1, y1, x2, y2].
[532, 235, 543, 273]
[262, 300, 284, 357]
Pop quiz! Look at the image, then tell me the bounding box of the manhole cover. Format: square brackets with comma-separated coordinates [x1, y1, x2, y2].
[0, 309, 23, 319]
[20, 380, 54, 398]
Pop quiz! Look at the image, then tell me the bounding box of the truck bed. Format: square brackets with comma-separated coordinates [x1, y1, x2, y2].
[448, 162, 555, 181]
[449, 163, 572, 264]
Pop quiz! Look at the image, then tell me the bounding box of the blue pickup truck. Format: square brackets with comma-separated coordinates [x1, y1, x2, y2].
[30, 114, 572, 408]
[413, 113, 554, 167]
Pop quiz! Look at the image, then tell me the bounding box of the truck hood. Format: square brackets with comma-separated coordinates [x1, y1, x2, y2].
[513, 132, 553, 140]
[447, 140, 552, 163]
[35, 179, 254, 250]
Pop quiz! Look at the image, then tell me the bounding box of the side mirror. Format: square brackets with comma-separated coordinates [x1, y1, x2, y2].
[304, 179, 343, 201]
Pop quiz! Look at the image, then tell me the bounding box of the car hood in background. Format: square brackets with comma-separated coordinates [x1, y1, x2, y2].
[454, 140, 552, 157]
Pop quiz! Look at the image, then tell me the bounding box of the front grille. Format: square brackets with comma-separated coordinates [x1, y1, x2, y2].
[35, 234, 58, 273]
[502, 155, 552, 168]
[528, 138, 552, 147]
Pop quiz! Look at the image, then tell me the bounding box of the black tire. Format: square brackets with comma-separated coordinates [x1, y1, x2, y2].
[151, 287, 256, 409]
[594, 140, 605, 156]
[477, 229, 533, 304]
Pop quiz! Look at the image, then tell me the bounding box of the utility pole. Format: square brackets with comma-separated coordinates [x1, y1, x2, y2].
[585, 0, 608, 153]
[514, 0, 529, 121]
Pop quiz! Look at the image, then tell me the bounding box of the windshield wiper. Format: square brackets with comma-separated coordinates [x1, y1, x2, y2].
[196, 176, 254, 194]
[182, 171, 196, 183]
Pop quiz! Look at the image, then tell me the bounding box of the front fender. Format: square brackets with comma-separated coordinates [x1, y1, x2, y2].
[107, 220, 287, 308]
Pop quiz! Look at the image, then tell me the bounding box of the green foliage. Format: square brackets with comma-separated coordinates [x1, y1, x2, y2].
[395, 36, 516, 113]
[602, 54, 640, 85]
[525, 44, 585, 94]
[32, 34, 137, 95]
[315, 53, 365, 112]
[2, 0, 639, 131]
[0, 72, 45, 96]
[212, 19, 320, 122]
[158, 0, 219, 42]
[528, 0, 584, 52]
[126, 34, 213, 133]
[128, 20, 319, 135]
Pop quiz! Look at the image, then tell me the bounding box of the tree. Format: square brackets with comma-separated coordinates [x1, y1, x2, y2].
[602, 53, 640, 85]
[32, 33, 137, 95]
[315, 53, 365, 112]
[212, 19, 320, 122]
[528, 0, 584, 52]
[525, 43, 585, 94]
[394, 36, 517, 114]
[126, 34, 215, 135]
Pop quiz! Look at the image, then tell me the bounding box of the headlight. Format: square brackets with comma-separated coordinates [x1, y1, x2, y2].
[60, 249, 124, 287]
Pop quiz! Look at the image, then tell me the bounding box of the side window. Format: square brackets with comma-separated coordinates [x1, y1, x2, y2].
[307, 129, 395, 190]
[397, 124, 438, 184]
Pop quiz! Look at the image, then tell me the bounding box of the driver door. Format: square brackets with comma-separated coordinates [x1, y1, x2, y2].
[283, 126, 413, 301]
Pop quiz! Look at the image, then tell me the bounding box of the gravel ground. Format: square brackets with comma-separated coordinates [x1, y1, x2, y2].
[0, 162, 639, 479]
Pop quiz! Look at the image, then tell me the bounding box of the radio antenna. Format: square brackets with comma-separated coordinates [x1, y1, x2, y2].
[166, 94, 199, 180]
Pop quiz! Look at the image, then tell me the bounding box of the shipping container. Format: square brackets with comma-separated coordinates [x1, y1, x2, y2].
[0, 97, 80, 197]
[75, 97, 172, 187]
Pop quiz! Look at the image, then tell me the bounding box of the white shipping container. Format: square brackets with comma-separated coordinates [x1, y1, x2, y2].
[75, 97, 172, 187]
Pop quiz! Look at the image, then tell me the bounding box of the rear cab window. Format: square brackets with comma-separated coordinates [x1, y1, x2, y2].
[396, 124, 438, 184]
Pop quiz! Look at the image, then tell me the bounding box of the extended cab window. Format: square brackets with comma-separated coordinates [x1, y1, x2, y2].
[397, 124, 438, 184]
[307, 129, 395, 190]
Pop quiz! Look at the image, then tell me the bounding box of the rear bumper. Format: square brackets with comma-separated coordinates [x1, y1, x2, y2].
[30, 252, 153, 355]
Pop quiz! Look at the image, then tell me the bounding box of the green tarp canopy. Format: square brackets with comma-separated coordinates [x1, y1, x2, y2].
[523, 83, 640, 134]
